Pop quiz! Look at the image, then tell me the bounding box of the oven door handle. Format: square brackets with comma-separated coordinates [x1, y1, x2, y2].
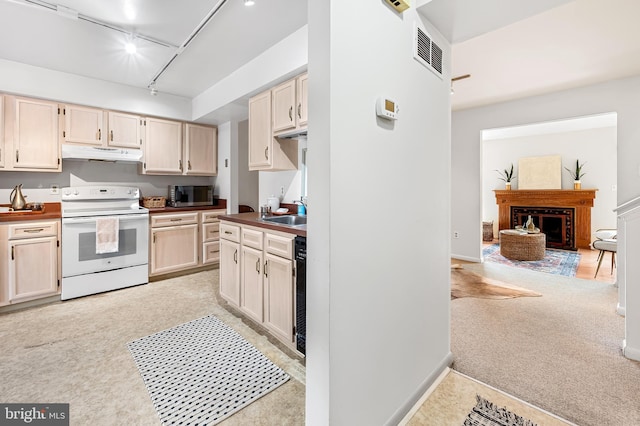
[62, 214, 148, 224]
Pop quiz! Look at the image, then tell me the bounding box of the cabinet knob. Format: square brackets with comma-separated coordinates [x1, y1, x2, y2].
[264, 146, 269, 160]
[110, 130, 114, 141]
[289, 106, 293, 121]
[233, 249, 238, 264]
[298, 103, 302, 119]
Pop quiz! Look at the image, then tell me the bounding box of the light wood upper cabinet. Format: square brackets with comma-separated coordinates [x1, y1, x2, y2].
[11, 97, 61, 171]
[248, 90, 297, 172]
[272, 73, 308, 137]
[108, 111, 141, 148]
[61, 106, 141, 149]
[272, 79, 297, 133]
[248, 90, 272, 169]
[0, 95, 4, 169]
[62, 104, 104, 146]
[141, 117, 183, 174]
[184, 123, 217, 176]
[297, 73, 308, 127]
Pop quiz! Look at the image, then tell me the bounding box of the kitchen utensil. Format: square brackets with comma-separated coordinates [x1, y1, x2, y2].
[10, 184, 27, 210]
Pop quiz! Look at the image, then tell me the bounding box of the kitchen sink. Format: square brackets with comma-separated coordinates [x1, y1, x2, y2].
[261, 215, 307, 226]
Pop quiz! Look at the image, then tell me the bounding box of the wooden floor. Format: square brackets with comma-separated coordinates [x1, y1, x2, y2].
[456, 241, 617, 284]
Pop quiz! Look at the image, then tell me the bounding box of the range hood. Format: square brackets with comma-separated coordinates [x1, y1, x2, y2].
[276, 128, 308, 139]
[62, 144, 143, 163]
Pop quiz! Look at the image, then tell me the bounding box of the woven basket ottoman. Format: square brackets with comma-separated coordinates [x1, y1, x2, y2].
[499, 230, 546, 261]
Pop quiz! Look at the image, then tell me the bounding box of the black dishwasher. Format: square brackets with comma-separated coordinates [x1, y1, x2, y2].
[295, 236, 307, 355]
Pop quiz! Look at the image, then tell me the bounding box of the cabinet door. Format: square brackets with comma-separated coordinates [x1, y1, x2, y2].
[9, 236, 58, 303]
[219, 239, 240, 306]
[108, 111, 141, 148]
[143, 117, 182, 174]
[272, 79, 297, 133]
[14, 97, 60, 170]
[248, 91, 272, 169]
[150, 224, 198, 275]
[263, 253, 294, 343]
[297, 73, 308, 127]
[241, 245, 264, 323]
[184, 123, 217, 175]
[0, 94, 5, 168]
[63, 104, 104, 146]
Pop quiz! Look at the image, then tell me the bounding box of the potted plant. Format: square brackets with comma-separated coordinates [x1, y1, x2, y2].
[495, 164, 516, 190]
[565, 159, 586, 190]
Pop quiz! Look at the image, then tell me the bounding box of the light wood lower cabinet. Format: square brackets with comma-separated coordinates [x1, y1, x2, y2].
[0, 220, 60, 307]
[263, 252, 294, 343]
[150, 212, 199, 276]
[149, 209, 226, 277]
[219, 221, 297, 350]
[219, 237, 240, 306]
[240, 245, 264, 323]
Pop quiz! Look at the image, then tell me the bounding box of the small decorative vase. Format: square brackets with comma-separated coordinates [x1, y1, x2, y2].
[574, 180, 581, 190]
[505, 182, 512, 190]
[525, 215, 535, 232]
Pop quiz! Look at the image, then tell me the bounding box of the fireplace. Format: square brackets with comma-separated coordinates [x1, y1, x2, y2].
[494, 189, 597, 249]
[511, 207, 575, 250]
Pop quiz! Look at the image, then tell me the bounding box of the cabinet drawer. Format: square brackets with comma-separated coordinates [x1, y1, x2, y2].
[201, 210, 226, 223]
[220, 222, 240, 243]
[203, 241, 220, 264]
[242, 227, 263, 250]
[8, 221, 58, 239]
[151, 212, 198, 227]
[202, 222, 220, 242]
[265, 233, 294, 259]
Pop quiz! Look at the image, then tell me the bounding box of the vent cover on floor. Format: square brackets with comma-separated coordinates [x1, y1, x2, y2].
[414, 25, 443, 79]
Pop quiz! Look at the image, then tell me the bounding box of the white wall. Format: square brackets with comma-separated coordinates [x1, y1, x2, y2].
[237, 120, 259, 211]
[452, 75, 640, 262]
[307, 2, 452, 424]
[258, 138, 307, 208]
[0, 161, 212, 204]
[481, 125, 617, 240]
[0, 59, 191, 121]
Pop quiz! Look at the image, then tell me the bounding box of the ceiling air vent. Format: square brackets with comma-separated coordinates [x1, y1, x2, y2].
[414, 26, 444, 79]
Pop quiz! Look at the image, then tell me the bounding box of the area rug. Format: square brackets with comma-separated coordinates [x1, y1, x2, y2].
[127, 315, 290, 425]
[464, 395, 538, 426]
[483, 244, 580, 277]
[451, 265, 542, 300]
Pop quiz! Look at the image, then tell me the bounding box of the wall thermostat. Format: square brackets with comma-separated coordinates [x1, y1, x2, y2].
[376, 97, 399, 120]
[384, 0, 410, 13]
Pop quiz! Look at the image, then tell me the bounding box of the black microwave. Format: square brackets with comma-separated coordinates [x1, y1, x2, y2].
[168, 185, 214, 207]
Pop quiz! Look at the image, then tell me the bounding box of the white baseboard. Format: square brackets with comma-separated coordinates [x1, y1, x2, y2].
[451, 254, 482, 263]
[617, 303, 626, 316]
[623, 340, 640, 361]
[387, 352, 454, 426]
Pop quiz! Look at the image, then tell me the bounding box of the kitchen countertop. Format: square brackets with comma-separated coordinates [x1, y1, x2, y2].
[220, 212, 307, 237]
[146, 199, 227, 214]
[0, 203, 62, 223]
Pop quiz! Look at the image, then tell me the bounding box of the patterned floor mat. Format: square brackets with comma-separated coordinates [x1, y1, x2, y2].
[128, 315, 290, 425]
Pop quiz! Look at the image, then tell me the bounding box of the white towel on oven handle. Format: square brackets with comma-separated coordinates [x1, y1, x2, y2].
[96, 217, 119, 254]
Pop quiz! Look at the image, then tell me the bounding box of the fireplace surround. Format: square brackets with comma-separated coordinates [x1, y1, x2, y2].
[494, 189, 597, 250]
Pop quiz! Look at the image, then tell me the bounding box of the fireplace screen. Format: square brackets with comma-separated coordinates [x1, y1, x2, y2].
[510, 207, 576, 250]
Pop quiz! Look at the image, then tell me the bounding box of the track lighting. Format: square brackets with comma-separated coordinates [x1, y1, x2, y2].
[149, 82, 158, 96]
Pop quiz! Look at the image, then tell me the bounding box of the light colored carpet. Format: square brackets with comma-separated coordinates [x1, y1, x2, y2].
[451, 265, 542, 300]
[0, 270, 305, 425]
[452, 262, 640, 426]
